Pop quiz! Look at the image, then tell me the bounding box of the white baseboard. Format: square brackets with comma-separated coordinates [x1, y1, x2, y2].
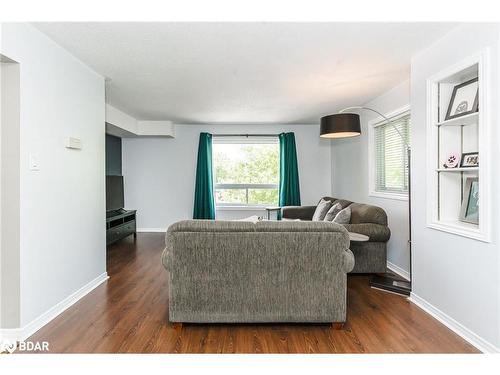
[0, 272, 109, 342]
[137, 228, 166, 233]
[409, 292, 499, 353]
[386, 261, 410, 281]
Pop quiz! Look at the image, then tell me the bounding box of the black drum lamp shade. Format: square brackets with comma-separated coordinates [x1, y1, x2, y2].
[320, 113, 361, 139]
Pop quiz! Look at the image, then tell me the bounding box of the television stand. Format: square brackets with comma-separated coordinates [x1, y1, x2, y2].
[106, 208, 126, 219]
[106, 209, 137, 245]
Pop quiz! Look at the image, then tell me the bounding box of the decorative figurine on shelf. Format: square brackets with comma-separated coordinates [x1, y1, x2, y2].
[443, 152, 460, 168]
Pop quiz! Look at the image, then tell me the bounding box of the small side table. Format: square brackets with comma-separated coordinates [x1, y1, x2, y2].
[265, 206, 281, 220]
[348, 232, 369, 242]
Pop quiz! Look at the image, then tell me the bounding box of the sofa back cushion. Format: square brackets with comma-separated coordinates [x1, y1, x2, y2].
[349, 203, 388, 225]
[166, 219, 256, 233]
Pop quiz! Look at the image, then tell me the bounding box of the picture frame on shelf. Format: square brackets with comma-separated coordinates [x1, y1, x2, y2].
[445, 77, 479, 121]
[460, 152, 479, 168]
[459, 177, 479, 225]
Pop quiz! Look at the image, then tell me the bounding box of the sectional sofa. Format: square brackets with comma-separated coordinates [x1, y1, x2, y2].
[282, 196, 391, 273]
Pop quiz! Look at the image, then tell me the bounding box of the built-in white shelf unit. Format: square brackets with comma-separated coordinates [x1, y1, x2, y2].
[435, 167, 479, 173]
[426, 49, 491, 242]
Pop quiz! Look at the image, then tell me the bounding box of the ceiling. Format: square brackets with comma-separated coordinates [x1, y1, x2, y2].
[34, 22, 456, 124]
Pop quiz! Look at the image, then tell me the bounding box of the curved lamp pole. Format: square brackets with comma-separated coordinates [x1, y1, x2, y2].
[322, 106, 412, 296]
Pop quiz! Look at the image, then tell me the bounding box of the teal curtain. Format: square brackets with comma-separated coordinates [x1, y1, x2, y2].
[279, 132, 301, 208]
[193, 133, 215, 219]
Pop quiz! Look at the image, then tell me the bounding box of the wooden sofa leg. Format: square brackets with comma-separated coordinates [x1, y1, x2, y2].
[331, 322, 344, 330]
[172, 322, 183, 331]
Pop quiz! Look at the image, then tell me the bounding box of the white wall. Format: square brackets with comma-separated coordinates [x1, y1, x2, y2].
[1, 60, 21, 328]
[0, 24, 2, 329]
[105, 104, 175, 138]
[122, 124, 332, 230]
[411, 23, 500, 351]
[1, 23, 106, 328]
[331, 80, 411, 275]
[106, 103, 137, 134]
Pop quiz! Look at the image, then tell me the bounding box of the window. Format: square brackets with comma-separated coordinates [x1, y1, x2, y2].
[371, 111, 410, 198]
[213, 137, 279, 207]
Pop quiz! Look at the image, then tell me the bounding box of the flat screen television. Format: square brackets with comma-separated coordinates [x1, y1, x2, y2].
[106, 175, 124, 212]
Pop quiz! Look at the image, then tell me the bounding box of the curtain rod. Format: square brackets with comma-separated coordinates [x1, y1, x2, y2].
[212, 134, 279, 137]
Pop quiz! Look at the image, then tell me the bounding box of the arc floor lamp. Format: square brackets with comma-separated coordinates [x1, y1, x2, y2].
[320, 106, 412, 296]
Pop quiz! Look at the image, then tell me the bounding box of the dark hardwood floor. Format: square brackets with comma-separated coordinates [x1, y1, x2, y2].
[28, 233, 478, 353]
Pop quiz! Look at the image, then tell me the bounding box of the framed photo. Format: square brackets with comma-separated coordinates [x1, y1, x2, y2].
[460, 152, 479, 168]
[445, 78, 479, 121]
[459, 177, 479, 224]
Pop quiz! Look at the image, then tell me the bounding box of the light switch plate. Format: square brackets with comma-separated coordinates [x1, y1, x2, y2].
[65, 137, 82, 150]
[29, 154, 39, 171]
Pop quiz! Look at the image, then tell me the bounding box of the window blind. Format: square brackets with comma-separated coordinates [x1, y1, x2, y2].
[374, 114, 410, 194]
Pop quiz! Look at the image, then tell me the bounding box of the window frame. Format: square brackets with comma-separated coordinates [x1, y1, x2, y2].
[212, 136, 280, 209]
[368, 105, 410, 201]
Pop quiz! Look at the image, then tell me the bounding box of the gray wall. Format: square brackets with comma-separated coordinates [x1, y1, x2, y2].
[122, 124, 332, 230]
[1, 60, 20, 328]
[1, 23, 106, 327]
[331, 80, 411, 275]
[410, 23, 500, 351]
[106, 134, 122, 175]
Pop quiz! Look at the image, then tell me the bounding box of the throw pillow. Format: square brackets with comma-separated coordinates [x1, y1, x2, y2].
[312, 199, 332, 221]
[323, 202, 342, 221]
[333, 206, 351, 224]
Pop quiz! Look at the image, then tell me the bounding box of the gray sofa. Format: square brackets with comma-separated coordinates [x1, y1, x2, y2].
[282, 196, 390, 273]
[162, 220, 355, 324]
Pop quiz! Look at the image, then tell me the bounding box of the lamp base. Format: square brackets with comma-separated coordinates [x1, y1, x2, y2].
[370, 274, 411, 296]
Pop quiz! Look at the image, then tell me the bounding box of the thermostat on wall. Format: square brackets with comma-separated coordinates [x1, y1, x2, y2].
[65, 137, 82, 150]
